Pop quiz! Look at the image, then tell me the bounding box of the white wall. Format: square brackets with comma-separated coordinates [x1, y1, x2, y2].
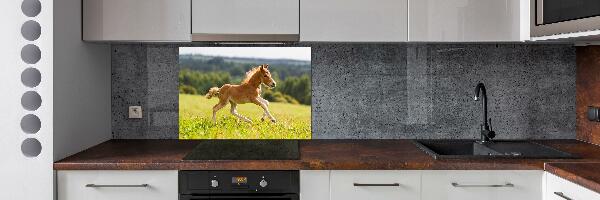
[0, 0, 54, 199]
[53, 0, 112, 161]
[0, 0, 109, 198]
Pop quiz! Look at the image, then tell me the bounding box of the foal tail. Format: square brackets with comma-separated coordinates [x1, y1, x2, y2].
[205, 87, 220, 99]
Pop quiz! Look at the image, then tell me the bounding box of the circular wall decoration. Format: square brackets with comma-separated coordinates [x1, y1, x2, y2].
[21, 68, 41, 88]
[21, 20, 41, 41]
[21, 138, 42, 157]
[21, 0, 41, 17]
[21, 91, 42, 111]
[20, 114, 41, 134]
[21, 44, 41, 64]
[21, 0, 44, 160]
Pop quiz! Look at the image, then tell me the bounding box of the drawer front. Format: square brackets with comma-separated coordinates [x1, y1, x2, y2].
[57, 170, 178, 200]
[422, 170, 543, 200]
[300, 170, 330, 200]
[545, 173, 600, 200]
[330, 170, 420, 200]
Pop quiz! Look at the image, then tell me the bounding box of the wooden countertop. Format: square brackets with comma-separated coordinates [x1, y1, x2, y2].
[545, 162, 600, 194]
[54, 139, 600, 194]
[54, 139, 600, 170]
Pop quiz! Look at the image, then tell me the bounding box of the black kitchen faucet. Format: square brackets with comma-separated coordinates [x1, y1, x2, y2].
[474, 82, 495, 143]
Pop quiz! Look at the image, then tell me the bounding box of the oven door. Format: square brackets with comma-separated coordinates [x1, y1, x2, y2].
[180, 194, 299, 200]
[532, 0, 600, 37]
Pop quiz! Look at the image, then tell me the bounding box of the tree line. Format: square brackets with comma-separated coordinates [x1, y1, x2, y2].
[179, 57, 311, 105]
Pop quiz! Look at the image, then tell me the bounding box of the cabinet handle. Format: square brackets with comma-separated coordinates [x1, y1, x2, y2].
[85, 184, 149, 188]
[451, 182, 514, 188]
[353, 183, 400, 187]
[553, 192, 573, 200]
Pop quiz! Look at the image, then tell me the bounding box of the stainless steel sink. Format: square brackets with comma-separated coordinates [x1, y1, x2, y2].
[413, 140, 577, 159]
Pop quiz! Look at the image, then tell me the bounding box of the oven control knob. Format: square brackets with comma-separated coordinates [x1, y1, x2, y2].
[259, 179, 268, 188]
[210, 180, 219, 188]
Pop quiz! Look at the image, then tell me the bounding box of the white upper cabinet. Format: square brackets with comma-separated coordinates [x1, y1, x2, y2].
[300, 0, 408, 42]
[80, 0, 532, 42]
[191, 0, 300, 41]
[409, 0, 530, 42]
[82, 0, 191, 42]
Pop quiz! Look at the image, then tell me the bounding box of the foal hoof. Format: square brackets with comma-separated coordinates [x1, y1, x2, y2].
[261, 118, 265, 122]
[271, 119, 276, 123]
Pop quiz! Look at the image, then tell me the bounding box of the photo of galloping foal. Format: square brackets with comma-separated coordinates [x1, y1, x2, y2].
[205, 64, 277, 123]
[178, 47, 311, 139]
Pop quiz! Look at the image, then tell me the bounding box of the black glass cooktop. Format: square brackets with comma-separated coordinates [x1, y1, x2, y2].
[182, 140, 300, 160]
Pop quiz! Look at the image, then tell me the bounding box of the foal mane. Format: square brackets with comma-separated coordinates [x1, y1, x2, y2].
[241, 66, 263, 84]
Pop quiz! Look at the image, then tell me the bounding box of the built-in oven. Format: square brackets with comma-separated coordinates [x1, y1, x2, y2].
[532, 0, 600, 37]
[179, 171, 299, 200]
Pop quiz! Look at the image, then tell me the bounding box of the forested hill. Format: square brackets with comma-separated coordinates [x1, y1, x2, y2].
[179, 54, 312, 105]
[179, 54, 311, 80]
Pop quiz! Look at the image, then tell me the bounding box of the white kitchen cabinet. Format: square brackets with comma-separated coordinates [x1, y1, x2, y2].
[301, 170, 331, 200]
[409, 0, 529, 42]
[545, 172, 600, 200]
[300, 0, 408, 42]
[57, 170, 178, 200]
[421, 170, 543, 200]
[82, 0, 191, 41]
[191, 0, 299, 41]
[330, 170, 420, 200]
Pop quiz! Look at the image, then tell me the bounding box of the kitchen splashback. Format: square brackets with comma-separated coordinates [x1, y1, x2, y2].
[112, 43, 576, 139]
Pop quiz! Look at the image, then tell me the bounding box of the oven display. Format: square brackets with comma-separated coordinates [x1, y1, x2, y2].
[232, 176, 248, 185]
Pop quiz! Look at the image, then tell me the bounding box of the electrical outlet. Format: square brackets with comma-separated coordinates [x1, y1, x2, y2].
[129, 106, 142, 119]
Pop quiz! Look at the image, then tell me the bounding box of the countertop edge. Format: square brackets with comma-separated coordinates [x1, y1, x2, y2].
[545, 162, 600, 194]
[52, 139, 600, 191]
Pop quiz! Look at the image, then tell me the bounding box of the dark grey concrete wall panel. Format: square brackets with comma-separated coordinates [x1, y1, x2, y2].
[111, 44, 575, 139]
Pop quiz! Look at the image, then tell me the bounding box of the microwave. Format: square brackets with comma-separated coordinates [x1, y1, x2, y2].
[532, 0, 600, 37]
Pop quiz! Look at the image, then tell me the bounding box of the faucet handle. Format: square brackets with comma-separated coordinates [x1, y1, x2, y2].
[488, 118, 496, 139]
[488, 130, 496, 139]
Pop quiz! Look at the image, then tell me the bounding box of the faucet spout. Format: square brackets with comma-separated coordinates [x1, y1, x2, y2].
[474, 83, 495, 142]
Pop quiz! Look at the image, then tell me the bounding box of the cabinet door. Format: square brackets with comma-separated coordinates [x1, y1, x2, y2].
[545, 172, 600, 200]
[421, 170, 543, 200]
[300, 0, 408, 42]
[330, 170, 420, 200]
[57, 170, 178, 200]
[191, 0, 299, 40]
[300, 170, 330, 200]
[409, 0, 528, 42]
[82, 0, 191, 41]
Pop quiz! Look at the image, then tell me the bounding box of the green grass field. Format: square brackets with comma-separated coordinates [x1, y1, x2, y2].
[179, 94, 311, 139]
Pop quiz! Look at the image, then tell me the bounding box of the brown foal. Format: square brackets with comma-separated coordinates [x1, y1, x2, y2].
[205, 64, 277, 123]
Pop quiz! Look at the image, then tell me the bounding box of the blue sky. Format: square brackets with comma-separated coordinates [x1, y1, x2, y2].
[179, 47, 311, 61]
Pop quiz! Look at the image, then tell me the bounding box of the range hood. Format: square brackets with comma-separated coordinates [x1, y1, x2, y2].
[191, 0, 300, 42]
